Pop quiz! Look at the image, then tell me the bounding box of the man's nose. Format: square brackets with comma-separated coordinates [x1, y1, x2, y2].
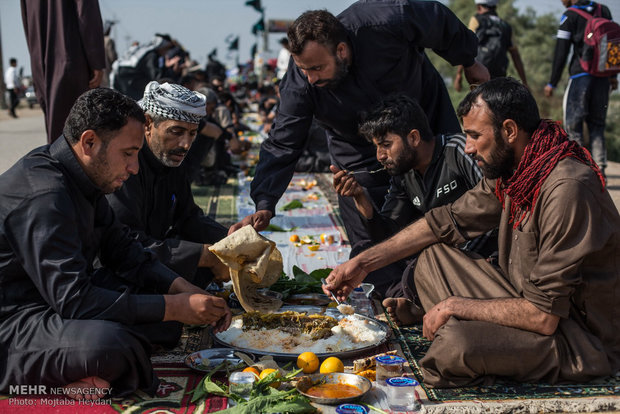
[128, 157, 140, 175]
[376, 147, 387, 161]
[464, 136, 476, 155]
[180, 133, 194, 150]
[306, 71, 319, 85]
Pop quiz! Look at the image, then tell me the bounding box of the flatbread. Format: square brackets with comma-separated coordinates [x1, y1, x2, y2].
[209, 225, 283, 312]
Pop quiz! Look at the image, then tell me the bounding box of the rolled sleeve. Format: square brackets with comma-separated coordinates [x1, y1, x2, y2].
[518, 175, 610, 318]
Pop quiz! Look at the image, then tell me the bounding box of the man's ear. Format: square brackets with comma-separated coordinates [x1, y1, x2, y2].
[79, 130, 98, 156]
[503, 119, 519, 144]
[144, 114, 153, 138]
[407, 129, 422, 147]
[336, 42, 348, 61]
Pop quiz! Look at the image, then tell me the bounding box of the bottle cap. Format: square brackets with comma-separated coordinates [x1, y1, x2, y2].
[375, 355, 406, 365]
[335, 403, 369, 414]
[386, 377, 418, 387]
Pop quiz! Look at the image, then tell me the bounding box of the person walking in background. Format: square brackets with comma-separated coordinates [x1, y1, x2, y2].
[3, 58, 20, 118]
[21, 0, 105, 144]
[454, 0, 528, 91]
[544, 0, 618, 179]
[101, 20, 118, 88]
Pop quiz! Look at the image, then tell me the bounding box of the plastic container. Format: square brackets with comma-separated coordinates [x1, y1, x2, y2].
[349, 287, 373, 316]
[228, 371, 255, 400]
[335, 403, 369, 414]
[385, 377, 421, 412]
[375, 355, 406, 383]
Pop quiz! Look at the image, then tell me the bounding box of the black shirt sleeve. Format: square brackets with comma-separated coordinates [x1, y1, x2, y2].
[250, 74, 314, 214]
[5, 191, 171, 324]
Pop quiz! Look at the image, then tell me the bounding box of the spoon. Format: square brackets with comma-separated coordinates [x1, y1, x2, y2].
[346, 167, 386, 176]
[321, 278, 355, 315]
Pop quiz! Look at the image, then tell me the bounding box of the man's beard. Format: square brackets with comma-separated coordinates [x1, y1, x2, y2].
[150, 133, 188, 167]
[159, 148, 188, 167]
[89, 145, 119, 194]
[316, 55, 349, 89]
[382, 140, 417, 176]
[475, 129, 515, 180]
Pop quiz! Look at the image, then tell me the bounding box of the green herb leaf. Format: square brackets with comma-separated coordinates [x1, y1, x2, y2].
[281, 199, 304, 211]
[265, 224, 299, 232]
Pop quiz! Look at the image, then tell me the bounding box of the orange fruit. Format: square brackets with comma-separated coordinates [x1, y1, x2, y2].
[289, 234, 300, 243]
[297, 352, 320, 374]
[320, 357, 344, 374]
[259, 368, 281, 388]
[242, 366, 260, 378]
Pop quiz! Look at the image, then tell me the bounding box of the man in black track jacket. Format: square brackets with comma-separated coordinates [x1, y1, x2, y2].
[331, 94, 496, 300]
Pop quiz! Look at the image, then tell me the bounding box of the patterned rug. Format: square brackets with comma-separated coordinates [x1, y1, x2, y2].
[0, 328, 225, 414]
[388, 319, 620, 412]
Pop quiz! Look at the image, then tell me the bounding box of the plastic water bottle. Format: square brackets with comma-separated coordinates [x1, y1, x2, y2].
[349, 287, 373, 317]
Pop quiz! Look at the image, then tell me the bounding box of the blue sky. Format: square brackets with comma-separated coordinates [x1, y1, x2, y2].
[2, 0, 618, 78]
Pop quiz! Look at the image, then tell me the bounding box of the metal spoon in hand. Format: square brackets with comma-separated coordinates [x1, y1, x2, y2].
[321, 278, 355, 315]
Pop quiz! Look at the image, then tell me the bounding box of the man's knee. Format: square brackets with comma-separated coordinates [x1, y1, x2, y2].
[420, 319, 485, 387]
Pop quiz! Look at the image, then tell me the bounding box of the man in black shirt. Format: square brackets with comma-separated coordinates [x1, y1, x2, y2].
[332, 95, 493, 309]
[0, 88, 231, 400]
[544, 0, 618, 178]
[230, 1, 490, 260]
[107, 81, 231, 288]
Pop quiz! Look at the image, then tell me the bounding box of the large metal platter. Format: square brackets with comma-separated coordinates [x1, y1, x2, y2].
[213, 309, 390, 360]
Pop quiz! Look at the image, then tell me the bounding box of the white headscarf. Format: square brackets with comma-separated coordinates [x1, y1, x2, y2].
[138, 81, 206, 124]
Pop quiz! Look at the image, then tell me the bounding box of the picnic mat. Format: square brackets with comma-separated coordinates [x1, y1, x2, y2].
[236, 172, 351, 276]
[0, 327, 225, 414]
[389, 321, 620, 413]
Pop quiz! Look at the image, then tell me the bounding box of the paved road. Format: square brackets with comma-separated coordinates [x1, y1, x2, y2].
[1, 108, 619, 209]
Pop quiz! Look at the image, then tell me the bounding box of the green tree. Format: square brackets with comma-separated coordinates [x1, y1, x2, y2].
[426, 0, 619, 161]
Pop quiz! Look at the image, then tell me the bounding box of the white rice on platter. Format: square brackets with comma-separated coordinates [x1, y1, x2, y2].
[216, 314, 385, 354]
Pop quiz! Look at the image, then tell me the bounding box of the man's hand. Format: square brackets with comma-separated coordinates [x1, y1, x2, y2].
[168, 276, 206, 295]
[89, 69, 104, 89]
[422, 297, 454, 340]
[544, 84, 554, 97]
[164, 293, 232, 332]
[610, 78, 618, 91]
[330, 165, 374, 218]
[330, 165, 365, 198]
[228, 210, 273, 234]
[198, 245, 231, 282]
[463, 61, 490, 89]
[322, 257, 368, 302]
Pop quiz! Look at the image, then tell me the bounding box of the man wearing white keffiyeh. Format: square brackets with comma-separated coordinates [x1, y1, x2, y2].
[107, 81, 232, 289]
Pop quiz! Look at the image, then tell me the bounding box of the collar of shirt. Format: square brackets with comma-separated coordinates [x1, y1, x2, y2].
[49, 136, 103, 203]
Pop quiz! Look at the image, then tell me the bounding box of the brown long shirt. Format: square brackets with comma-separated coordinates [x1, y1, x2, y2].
[425, 158, 620, 373]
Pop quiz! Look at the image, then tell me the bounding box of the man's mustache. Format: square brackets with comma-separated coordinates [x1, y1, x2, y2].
[169, 149, 188, 156]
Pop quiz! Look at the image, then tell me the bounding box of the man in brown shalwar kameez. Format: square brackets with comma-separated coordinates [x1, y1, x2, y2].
[323, 77, 620, 387]
[21, 0, 106, 144]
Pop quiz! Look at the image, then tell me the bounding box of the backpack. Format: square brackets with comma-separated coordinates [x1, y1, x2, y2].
[474, 14, 511, 78]
[570, 4, 620, 77]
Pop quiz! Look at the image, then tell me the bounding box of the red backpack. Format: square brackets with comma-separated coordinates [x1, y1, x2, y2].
[570, 4, 620, 77]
